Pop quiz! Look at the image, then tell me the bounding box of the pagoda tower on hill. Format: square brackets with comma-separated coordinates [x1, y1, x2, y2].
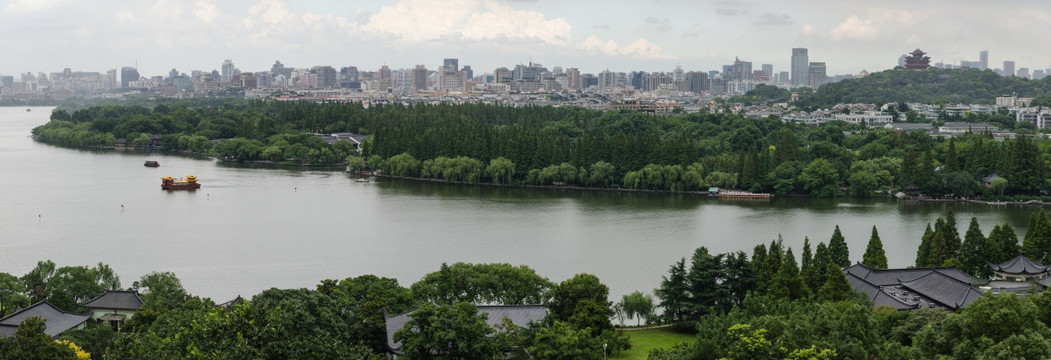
[904, 49, 931, 70]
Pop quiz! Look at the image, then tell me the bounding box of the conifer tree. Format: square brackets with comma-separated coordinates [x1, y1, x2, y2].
[929, 218, 950, 266]
[1023, 209, 1051, 263]
[760, 237, 785, 292]
[941, 208, 962, 260]
[800, 237, 814, 285]
[862, 226, 888, 269]
[828, 225, 850, 267]
[751, 244, 768, 290]
[999, 224, 1021, 260]
[916, 223, 934, 267]
[945, 137, 960, 172]
[809, 243, 830, 293]
[818, 262, 851, 302]
[959, 217, 993, 277]
[770, 248, 807, 300]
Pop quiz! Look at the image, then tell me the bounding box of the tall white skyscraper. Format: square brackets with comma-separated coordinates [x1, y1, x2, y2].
[980, 50, 989, 70]
[220, 60, 234, 83]
[791, 48, 808, 86]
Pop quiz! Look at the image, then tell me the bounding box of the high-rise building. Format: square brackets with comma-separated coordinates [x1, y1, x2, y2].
[778, 71, 789, 84]
[684, 71, 709, 93]
[313, 66, 338, 88]
[220, 60, 235, 83]
[1003, 61, 1016, 77]
[565, 68, 581, 90]
[462, 65, 473, 81]
[673, 65, 684, 82]
[120, 66, 139, 88]
[494, 67, 510, 83]
[240, 72, 257, 89]
[808, 62, 826, 88]
[412, 65, 428, 90]
[731, 58, 752, 81]
[1018, 67, 1030, 79]
[791, 48, 808, 86]
[980, 50, 989, 70]
[598, 70, 616, 90]
[443, 58, 458, 72]
[761, 64, 773, 79]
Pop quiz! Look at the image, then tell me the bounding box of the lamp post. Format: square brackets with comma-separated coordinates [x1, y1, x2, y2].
[603, 343, 608, 360]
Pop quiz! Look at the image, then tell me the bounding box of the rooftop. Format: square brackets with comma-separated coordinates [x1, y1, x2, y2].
[0, 301, 91, 337]
[384, 304, 547, 353]
[82, 290, 143, 311]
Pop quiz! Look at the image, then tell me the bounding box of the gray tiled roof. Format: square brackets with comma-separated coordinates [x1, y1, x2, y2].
[0, 301, 91, 337]
[384, 304, 547, 353]
[82, 290, 143, 311]
[900, 272, 985, 310]
[990, 255, 1050, 275]
[845, 263, 977, 286]
[0, 325, 16, 337]
[845, 272, 915, 310]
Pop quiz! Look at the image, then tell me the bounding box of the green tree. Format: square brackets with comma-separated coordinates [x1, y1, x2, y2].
[0, 272, 30, 317]
[620, 291, 655, 326]
[959, 217, 995, 278]
[1023, 209, 1051, 263]
[800, 158, 840, 197]
[799, 237, 814, 288]
[547, 273, 614, 336]
[655, 259, 689, 324]
[808, 242, 830, 293]
[940, 208, 962, 260]
[916, 223, 934, 267]
[862, 226, 888, 269]
[485, 157, 515, 184]
[528, 321, 603, 360]
[828, 225, 850, 268]
[588, 161, 616, 188]
[0, 317, 81, 360]
[319, 275, 414, 354]
[394, 302, 500, 360]
[769, 248, 807, 300]
[687, 247, 728, 316]
[990, 223, 1021, 261]
[410, 262, 554, 305]
[818, 262, 851, 302]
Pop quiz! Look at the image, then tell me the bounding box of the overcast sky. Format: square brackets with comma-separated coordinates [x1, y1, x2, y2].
[3, 0, 1050, 77]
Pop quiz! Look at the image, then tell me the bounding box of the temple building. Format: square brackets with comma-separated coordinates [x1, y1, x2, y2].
[904, 49, 931, 70]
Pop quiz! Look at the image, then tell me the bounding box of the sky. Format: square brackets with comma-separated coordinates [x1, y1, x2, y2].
[2, 0, 1051, 77]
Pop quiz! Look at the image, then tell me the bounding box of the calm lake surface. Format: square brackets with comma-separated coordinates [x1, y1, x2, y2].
[0, 106, 1041, 302]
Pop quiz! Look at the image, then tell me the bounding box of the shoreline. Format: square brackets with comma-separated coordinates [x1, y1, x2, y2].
[29, 138, 1051, 206]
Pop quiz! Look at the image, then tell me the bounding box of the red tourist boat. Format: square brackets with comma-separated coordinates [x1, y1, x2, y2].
[161, 175, 201, 190]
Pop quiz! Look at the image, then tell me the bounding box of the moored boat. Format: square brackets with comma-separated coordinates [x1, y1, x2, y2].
[161, 175, 201, 190]
[144, 160, 159, 167]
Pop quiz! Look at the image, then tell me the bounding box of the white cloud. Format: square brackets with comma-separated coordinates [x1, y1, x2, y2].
[363, 0, 571, 45]
[829, 15, 878, 40]
[578, 36, 674, 60]
[801, 24, 816, 37]
[194, 1, 219, 23]
[241, 0, 355, 49]
[2, 0, 71, 13]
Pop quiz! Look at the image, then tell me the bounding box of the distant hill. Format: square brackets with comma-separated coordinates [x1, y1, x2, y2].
[794, 67, 1051, 108]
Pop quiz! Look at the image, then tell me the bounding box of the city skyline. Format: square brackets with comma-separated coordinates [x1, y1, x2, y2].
[2, 0, 1051, 77]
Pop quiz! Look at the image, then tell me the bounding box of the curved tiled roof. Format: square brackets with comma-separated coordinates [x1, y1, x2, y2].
[0, 301, 91, 337]
[900, 272, 985, 310]
[82, 290, 143, 311]
[845, 272, 915, 310]
[989, 255, 1050, 275]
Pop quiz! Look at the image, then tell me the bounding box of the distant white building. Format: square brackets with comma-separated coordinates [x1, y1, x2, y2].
[833, 111, 893, 126]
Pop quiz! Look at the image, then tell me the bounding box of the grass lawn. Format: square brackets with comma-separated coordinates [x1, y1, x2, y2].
[609, 327, 695, 360]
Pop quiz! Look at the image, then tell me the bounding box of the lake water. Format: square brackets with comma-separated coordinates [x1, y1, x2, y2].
[0, 106, 1039, 303]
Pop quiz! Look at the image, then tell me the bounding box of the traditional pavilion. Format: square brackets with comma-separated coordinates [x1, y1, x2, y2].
[990, 255, 1051, 282]
[82, 290, 143, 330]
[904, 49, 931, 70]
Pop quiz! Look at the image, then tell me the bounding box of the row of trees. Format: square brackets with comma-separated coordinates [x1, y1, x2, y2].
[36, 100, 1051, 197]
[0, 261, 627, 359]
